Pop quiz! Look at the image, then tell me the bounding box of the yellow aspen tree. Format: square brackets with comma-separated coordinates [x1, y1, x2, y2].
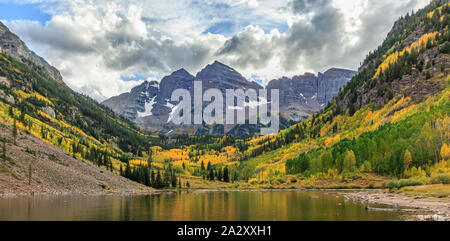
[343, 150, 356, 172]
[403, 150, 412, 170]
[441, 143, 450, 160]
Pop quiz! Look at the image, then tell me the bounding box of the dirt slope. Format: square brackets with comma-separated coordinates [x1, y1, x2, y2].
[0, 123, 149, 198]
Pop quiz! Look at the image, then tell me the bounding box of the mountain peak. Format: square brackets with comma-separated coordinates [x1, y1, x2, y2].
[196, 60, 244, 80]
[211, 60, 227, 67]
[206, 60, 236, 71]
[322, 67, 356, 75]
[171, 68, 192, 77]
[319, 68, 357, 79]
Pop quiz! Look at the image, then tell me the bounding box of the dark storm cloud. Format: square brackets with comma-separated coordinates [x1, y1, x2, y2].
[100, 36, 214, 75]
[215, 0, 349, 72]
[215, 0, 425, 74]
[282, 0, 345, 71]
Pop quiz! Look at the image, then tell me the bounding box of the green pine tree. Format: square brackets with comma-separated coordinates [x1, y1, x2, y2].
[28, 163, 32, 185]
[223, 167, 230, 182]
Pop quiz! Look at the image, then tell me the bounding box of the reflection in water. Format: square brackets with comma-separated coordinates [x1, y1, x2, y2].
[0, 190, 409, 221]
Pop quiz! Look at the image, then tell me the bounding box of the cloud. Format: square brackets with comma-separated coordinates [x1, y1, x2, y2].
[215, 26, 282, 69]
[346, 0, 424, 61]
[3, 0, 429, 101]
[6, 1, 227, 100]
[281, 0, 345, 71]
[216, 0, 428, 81]
[212, 0, 346, 80]
[290, 0, 330, 14]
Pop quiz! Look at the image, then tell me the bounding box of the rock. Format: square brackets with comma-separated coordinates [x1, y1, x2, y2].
[318, 68, 356, 104]
[40, 106, 56, 119]
[0, 76, 10, 87]
[0, 21, 64, 84]
[0, 89, 15, 104]
[416, 214, 448, 221]
[267, 68, 356, 122]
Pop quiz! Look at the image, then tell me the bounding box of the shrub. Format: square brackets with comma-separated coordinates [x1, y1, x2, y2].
[99, 183, 109, 190]
[230, 184, 240, 189]
[430, 173, 450, 184]
[360, 161, 373, 173]
[385, 178, 424, 189]
[286, 153, 309, 174]
[440, 42, 450, 54]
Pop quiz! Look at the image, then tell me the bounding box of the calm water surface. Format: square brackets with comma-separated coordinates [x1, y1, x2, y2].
[0, 190, 413, 221]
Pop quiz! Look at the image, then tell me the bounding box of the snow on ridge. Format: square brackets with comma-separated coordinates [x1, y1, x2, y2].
[137, 97, 156, 117]
[299, 93, 306, 100]
[165, 99, 175, 109]
[167, 103, 181, 123]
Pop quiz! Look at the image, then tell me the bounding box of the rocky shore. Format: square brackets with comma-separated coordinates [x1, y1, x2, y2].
[344, 190, 450, 221]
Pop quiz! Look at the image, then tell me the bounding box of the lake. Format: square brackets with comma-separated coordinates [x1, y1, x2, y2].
[0, 190, 415, 221]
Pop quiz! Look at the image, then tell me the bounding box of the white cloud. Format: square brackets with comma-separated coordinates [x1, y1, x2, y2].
[3, 0, 430, 101]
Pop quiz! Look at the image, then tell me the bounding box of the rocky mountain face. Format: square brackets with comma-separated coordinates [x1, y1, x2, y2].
[197, 61, 262, 91]
[0, 22, 64, 85]
[267, 68, 356, 122]
[103, 62, 355, 137]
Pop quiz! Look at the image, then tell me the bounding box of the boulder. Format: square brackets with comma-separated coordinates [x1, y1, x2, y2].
[0, 89, 15, 104]
[41, 106, 56, 119]
[0, 76, 10, 87]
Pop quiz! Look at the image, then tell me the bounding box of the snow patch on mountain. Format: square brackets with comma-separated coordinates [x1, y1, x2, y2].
[137, 96, 156, 117]
[167, 103, 181, 123]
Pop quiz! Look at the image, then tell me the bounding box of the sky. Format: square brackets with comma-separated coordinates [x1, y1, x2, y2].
[0, 0, 429, 101]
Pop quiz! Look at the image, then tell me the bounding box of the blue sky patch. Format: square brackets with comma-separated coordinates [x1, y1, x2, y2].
[250, 74, 263, 84]
[120, 73, 149, 82]
[0, 2, 50, 25]
[261, 22, 289, 34]
[204, 21, 235, 35]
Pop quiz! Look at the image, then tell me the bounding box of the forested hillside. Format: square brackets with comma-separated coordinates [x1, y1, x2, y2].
[0, 39, 153, 184]
[236, 1, 450, 186]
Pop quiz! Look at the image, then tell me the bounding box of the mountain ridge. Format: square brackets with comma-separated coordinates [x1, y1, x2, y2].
[103, 61, 355, 137]
[0, 22, 64, 85]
